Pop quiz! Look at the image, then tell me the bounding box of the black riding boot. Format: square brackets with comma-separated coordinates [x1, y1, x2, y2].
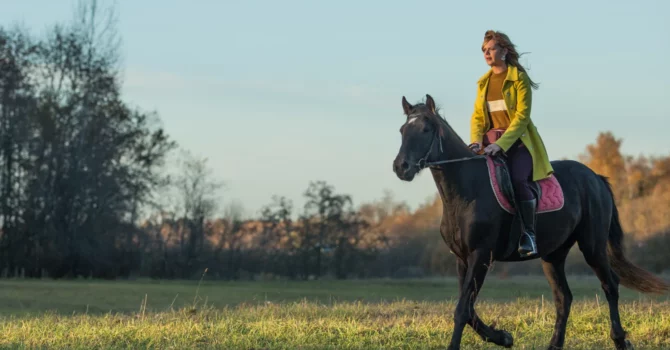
[517, 198, 538, 257]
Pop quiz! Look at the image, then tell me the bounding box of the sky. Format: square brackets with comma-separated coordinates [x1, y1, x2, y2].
[1, 0, 668, 218]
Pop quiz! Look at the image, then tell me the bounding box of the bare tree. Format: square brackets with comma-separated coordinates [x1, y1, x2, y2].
[173, 151, 222, 278]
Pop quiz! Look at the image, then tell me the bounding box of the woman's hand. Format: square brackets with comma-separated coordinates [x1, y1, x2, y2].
[484, 143, 502, 156]
[469, 142, 483, 153]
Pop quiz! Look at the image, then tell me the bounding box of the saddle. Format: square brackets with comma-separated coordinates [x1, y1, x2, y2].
[482, 128, 563, 215]
[486, 155, 563, 215]
[489, 156, 541, 211]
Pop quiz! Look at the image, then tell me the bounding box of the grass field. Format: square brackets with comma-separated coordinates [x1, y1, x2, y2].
[0, 275, 668, 349]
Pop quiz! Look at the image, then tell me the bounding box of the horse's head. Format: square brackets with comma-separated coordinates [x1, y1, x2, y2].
[393, 94, 445, 181]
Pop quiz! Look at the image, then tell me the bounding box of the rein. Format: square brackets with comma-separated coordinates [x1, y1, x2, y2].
[415, 129, 486, 170]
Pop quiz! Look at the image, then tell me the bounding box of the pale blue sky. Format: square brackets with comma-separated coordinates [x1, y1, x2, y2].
[2, 0, 668, 217]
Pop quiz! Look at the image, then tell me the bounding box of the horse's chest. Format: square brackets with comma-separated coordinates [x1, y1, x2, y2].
[439, 216, 464, 255]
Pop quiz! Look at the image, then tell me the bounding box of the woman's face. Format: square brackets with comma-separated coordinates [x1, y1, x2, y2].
[482, 39, 506, 67]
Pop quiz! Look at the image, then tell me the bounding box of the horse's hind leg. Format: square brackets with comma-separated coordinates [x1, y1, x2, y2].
[541, 244, 574, 350]
[448, 250, 513, 350]
[580, 243, 632, 350]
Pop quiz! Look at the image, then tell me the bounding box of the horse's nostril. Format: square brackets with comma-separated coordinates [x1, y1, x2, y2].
[401, 161, 409, 170]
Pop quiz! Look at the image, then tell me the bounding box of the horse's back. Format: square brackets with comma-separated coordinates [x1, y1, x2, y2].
[549, 159, 609, 193]
[548, 159, 614, 221]
[549, 159, 595, 176]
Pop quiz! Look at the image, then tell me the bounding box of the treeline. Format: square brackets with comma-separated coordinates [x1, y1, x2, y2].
[0, 3, 175, 278]
[1, 2, 668, 281]
[138, 137, 670, 280]
[141, 178, 395, 280]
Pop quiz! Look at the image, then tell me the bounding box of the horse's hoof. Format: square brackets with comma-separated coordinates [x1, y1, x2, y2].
[500, 330, 514, 348]
[615, 339, 634, 350]
[625, 340, 634, 350]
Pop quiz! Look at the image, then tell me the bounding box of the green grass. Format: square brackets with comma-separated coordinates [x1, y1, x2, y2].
[0, 275, 668, 349]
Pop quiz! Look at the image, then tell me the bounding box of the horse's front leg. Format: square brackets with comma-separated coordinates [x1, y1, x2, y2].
[449, 250, 513, 350]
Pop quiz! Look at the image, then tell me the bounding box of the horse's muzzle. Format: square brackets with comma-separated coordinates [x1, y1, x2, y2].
[393, 157, 416, 181]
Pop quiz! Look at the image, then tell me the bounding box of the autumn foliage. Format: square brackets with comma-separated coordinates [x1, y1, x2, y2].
[580, 132, 670, 240]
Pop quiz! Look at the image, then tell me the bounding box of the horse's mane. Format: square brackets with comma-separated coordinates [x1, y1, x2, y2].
[412, 102, 471, 149]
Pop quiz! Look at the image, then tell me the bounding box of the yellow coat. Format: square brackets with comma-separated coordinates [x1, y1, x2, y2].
[470, 65, 553, 181]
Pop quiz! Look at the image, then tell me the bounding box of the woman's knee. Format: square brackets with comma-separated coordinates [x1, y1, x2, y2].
[512, 178, 530, 191]
[513, 180, 534, 200]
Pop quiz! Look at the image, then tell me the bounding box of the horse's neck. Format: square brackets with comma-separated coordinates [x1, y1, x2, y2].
[429, 127, 480, 206]
[439, 125, 473, 160]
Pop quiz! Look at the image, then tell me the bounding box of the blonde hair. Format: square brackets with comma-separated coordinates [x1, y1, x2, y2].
[482, 30, 539, 90]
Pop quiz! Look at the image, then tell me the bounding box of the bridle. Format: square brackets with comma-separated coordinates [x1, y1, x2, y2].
[406, 114, 486, 170]
[415, 130, 486, 170]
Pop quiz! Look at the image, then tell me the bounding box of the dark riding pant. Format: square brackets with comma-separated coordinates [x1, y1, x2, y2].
[506, 141, 534, 201]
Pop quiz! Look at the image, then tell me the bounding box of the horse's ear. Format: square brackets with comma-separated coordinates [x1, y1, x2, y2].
[425, 94, 436, 114]
[402, 96, 412, 116]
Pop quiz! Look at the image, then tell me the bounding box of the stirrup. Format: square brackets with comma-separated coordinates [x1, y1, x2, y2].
[518, 233, 537, 257]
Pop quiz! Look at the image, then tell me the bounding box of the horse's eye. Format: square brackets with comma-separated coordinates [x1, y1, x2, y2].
[423, 127, 430, 133]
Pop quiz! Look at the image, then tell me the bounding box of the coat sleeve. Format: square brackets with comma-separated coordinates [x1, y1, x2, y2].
[470, 86, 485, 144]
[495, 73, 532, 152]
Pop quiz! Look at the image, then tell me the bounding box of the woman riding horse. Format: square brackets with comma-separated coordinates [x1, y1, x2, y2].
[468, 30, 553, 257]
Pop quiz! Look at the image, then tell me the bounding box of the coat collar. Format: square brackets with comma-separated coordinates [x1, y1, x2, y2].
[477, 64, 519, 87]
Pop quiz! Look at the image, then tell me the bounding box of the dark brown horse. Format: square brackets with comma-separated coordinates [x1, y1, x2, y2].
[392, 94, 669, 350]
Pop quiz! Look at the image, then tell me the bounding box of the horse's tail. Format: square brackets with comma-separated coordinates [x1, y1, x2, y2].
[599, 175, 669, 294]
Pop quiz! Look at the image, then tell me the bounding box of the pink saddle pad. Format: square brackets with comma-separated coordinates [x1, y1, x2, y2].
[486, 156, 564, 214]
